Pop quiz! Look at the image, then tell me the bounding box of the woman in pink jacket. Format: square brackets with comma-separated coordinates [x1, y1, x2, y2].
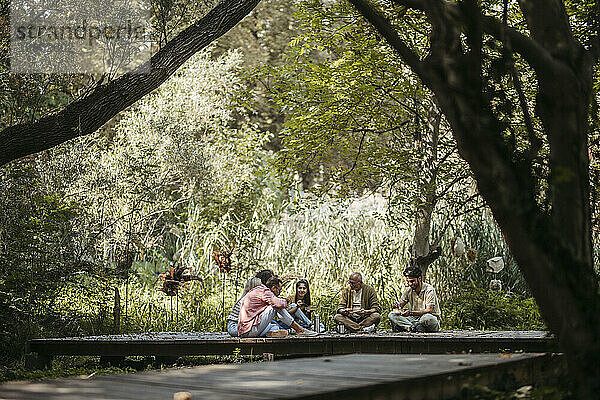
[238, 277, 318, 338]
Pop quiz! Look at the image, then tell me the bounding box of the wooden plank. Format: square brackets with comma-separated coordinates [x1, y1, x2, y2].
[0, 353, 565, 400]
[26, 331, 558, 360]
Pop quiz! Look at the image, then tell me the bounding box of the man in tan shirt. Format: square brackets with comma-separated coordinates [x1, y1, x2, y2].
[388, 266, 441, 332]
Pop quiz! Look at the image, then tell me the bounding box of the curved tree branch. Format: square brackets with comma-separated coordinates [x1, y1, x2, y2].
[346, 0, 424, 76]
[480, 14, 562, 78]
[0, 0, 262, 166]
[393, 0, 562, 79]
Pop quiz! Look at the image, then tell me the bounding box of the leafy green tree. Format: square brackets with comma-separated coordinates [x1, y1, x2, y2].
[347, 0, 600, 395]
[0, 48, 283, 361]
[0, 0, 263, 165]
[212, 0, 301, 150]
[262, 0, 483, 275]
[0, 0, 86, 132]
[44, 48, 280, 272]
[0, 162, 84, 363]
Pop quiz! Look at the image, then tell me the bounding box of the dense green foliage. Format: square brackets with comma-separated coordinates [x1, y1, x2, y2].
[442, 285, 545, 331]
[0, 0, 550, 379]
[0, 163, 85, 363]
[0, 48, 284, 359]
[0, 46, 540, 358]
[260, 0, 478, 226]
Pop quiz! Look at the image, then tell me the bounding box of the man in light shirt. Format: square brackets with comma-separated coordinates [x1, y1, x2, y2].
[238, 277, 318, 338]
[334, 272, 381, 333]
[388, 266, 441, 332]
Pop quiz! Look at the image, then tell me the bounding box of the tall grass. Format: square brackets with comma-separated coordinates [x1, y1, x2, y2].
[429, 208, 529, 303]
[53, 193, 533, 333]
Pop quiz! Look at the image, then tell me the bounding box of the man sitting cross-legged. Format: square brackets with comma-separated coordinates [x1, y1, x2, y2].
[238, 277, 318, 338]
[334, 272, 381, 333]
[388, 266, 441, 333]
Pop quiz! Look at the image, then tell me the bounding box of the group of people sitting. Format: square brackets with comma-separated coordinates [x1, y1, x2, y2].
[226, 265, 440, 337]
[226, 270, 320, 338]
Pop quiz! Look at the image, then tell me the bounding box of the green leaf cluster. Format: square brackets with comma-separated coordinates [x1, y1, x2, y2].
[0, 161, 84, 363]
[442, 284, 545, 331]
[260, 0, 422, 194]
[259, 0, 478, 238]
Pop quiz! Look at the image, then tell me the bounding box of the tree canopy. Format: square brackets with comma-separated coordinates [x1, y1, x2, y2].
[2, 0, 600, 395]
[346, 0, 600, 397]
[261, 0, 483, 274]
[0, 0, 262, 166]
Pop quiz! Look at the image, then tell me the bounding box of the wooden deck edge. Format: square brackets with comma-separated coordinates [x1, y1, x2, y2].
[26, 336, 559, 360]
[298, 353, 566, 400]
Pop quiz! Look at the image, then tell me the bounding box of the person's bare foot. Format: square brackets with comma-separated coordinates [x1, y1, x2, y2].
[266, 329, 288, 338]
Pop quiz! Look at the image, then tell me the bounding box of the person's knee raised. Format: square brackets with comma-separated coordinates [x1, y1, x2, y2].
[420, 313, 435, 324]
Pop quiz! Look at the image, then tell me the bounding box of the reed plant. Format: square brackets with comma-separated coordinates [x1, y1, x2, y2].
[52, 193, 538, 333]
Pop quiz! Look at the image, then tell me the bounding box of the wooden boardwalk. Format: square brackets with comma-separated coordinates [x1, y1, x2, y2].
[1, 353, 564, 400]
[27, 331, 557, 365]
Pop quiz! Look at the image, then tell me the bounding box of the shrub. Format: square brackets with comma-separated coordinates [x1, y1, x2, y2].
[442, 284, 546, 331]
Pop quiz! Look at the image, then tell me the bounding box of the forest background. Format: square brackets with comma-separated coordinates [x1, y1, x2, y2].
[4, 0, 593, 375]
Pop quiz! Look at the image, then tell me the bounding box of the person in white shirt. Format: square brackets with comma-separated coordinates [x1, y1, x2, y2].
[388, 266, 441, 332]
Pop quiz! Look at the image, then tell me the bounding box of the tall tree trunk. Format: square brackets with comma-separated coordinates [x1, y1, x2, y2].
[348, 0, 600, 396]
[412, 194, 437, 278]
[431, 62, 600, 399]
[412, 207, 431, 261]
[412, 105, 442, 278]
